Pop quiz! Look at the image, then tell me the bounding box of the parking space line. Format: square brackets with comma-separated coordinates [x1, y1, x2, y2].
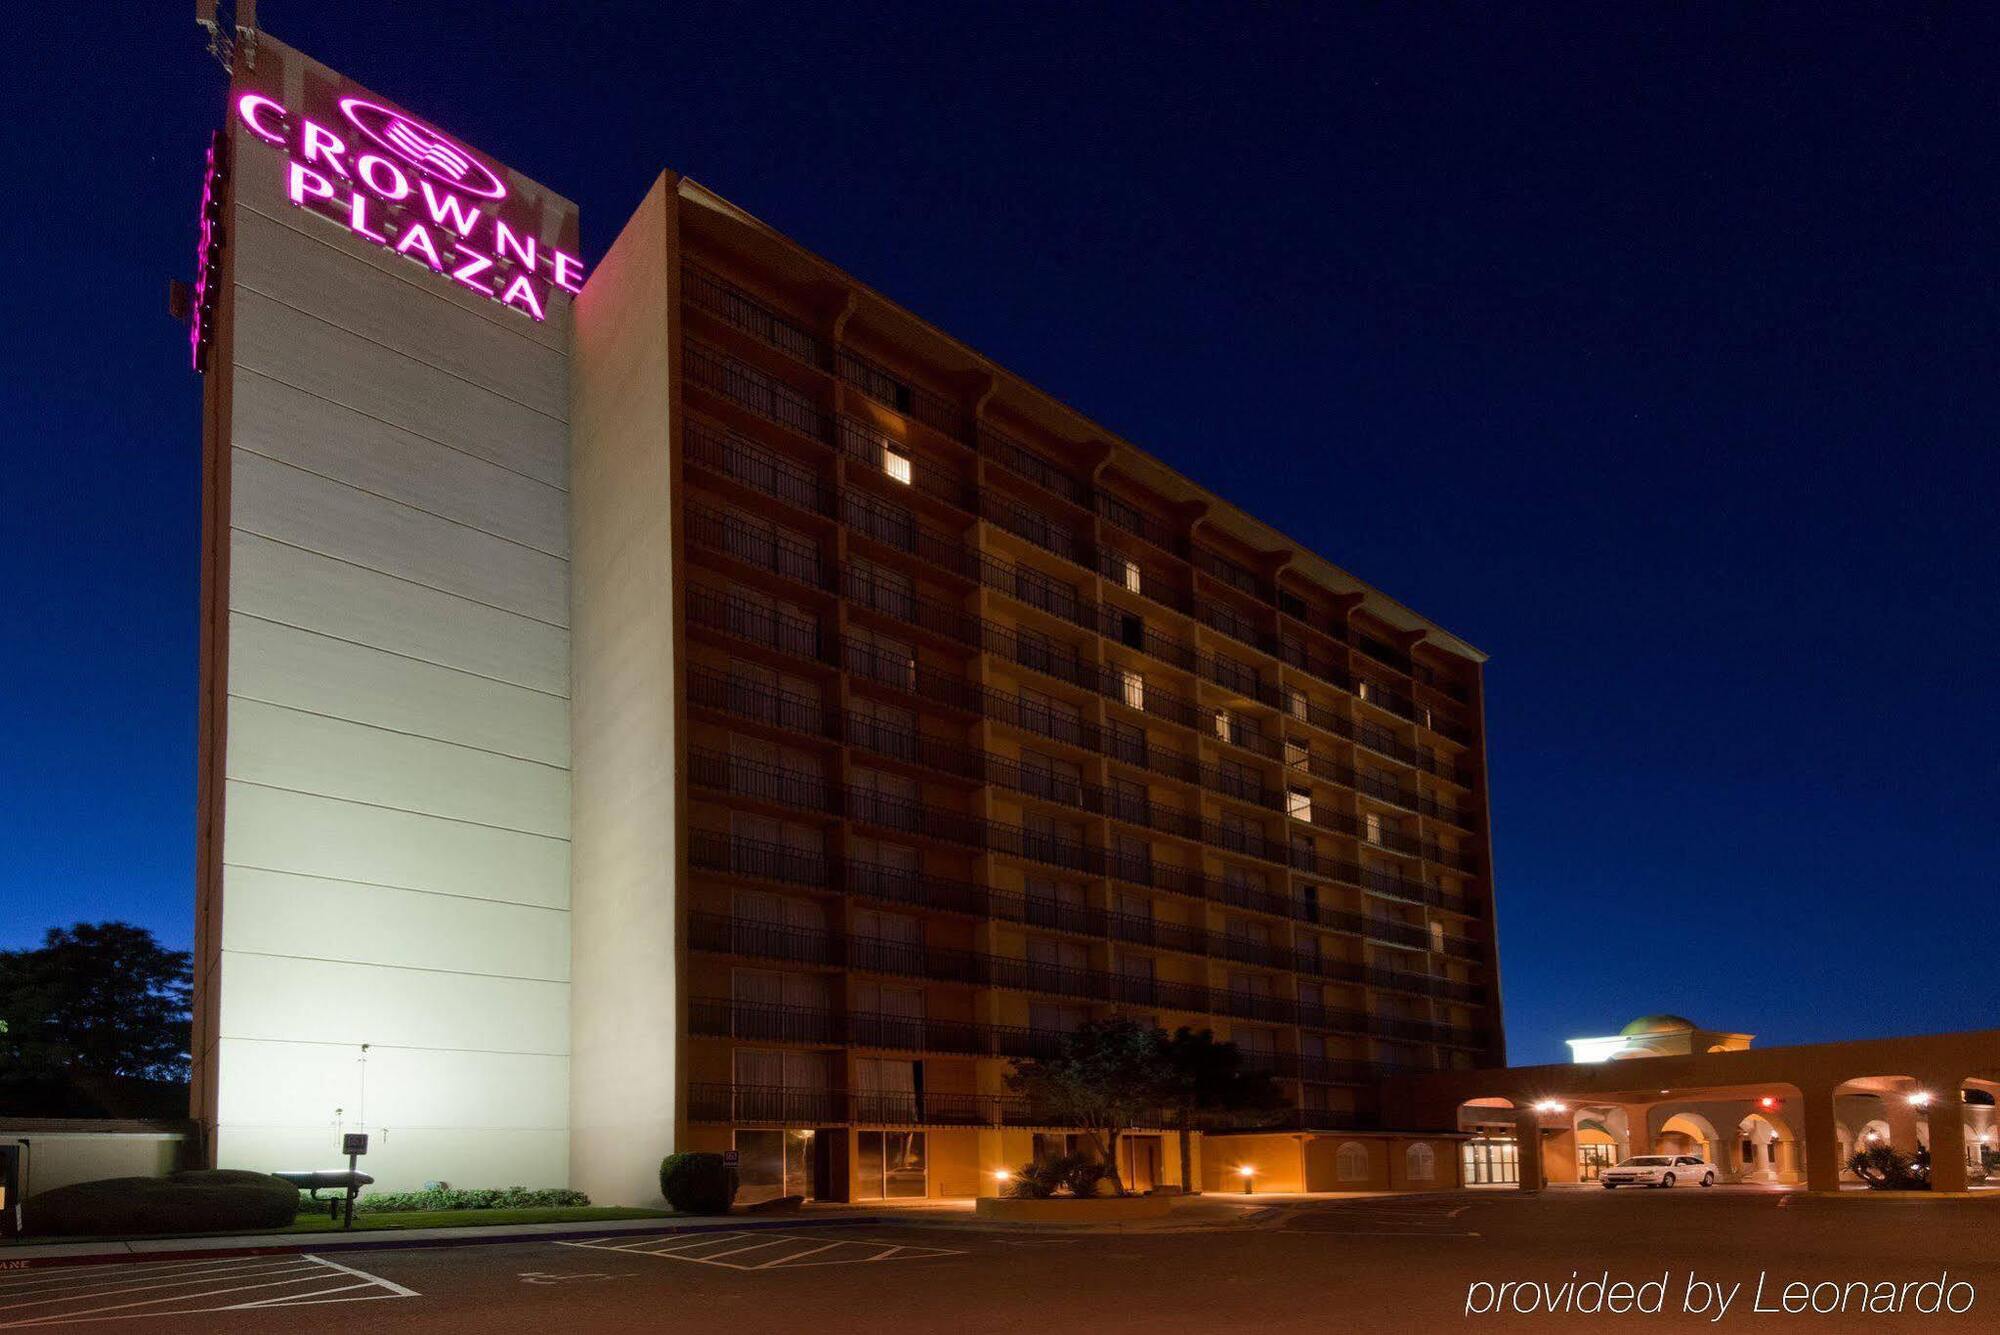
[679, 1238, 791, 1262]
[558, 1233, 966, 1271]
[289, 1255, 419, 1301]
[0, 1262, 318, 1312]
[0, 1254, 418, 1327]
[0, 1257, 287, 1296]
[752, 1241, 841, 1268]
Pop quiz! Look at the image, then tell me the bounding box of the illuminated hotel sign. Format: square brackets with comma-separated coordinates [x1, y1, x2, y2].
[234, 91, 583, 321]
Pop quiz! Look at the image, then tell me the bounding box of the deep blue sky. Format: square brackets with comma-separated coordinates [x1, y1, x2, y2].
[6, 4, 1995, 1063]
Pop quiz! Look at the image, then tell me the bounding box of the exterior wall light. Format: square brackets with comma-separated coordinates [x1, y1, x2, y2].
[1533, 1100, 1566, 1114]
[1909, 1092, 1933, 1108]
[992, 1169, 1012, 1183]
[1238, 1165, 1255, 1194]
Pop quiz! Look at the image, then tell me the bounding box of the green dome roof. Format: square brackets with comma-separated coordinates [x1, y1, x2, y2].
[1620, 1014, 1697, 1036]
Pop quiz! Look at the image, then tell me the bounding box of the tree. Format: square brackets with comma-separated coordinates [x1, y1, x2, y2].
[0, 922, 192, 1084]
[1160, 1026, 1283, 1194]
[1005, 1017, 1170, 1196]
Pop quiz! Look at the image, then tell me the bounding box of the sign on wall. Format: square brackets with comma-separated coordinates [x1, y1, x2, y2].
[233, 89, 584, 322]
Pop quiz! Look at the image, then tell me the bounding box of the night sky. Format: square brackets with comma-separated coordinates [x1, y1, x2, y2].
[7, 4, 1995, 1064]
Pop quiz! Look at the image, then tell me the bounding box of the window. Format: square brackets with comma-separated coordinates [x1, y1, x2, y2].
[856, 1130, 926, 1198]
[1429, 921, 1446, 953]
[1287, 787, 1312, 820]
[1364, 811, 1385, 846]
[1337, 1142, 1371, 1182]
[1285, 687, 1309, 721]
[883, 447, 912, 485]
[1119, 668, 1146, 711]
[1406, 1142, 1437, 1182]
[1117, 556, 1142, 593]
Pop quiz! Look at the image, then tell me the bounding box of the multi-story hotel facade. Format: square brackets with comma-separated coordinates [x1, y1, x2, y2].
[188, 29, 1501, 1206]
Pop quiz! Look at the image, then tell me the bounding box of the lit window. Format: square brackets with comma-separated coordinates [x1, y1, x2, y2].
[884, 449, 912, 485]
[1364, 812, 1384, 845]
[1119, 557, 1141, 593]
[1120, 668, 1145, 711]
[1357, 679, 1373, 702]
[1286, 788, 1311, 819]
[1214, 710, 1232, 741]
[1285, 687, 1308, 721]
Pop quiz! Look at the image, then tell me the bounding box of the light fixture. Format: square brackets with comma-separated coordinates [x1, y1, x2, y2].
[1238, 1164, 1255, 1195]
[1759, 1096, 1779, 1110]
[1908, 1091, 1932, 1108]
[992, 1169, 1012, 1183]
[1533, 1100, 1567, 1114]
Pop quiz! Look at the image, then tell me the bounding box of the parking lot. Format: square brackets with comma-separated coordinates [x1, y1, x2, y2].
[5, 1191, 1997, 1332]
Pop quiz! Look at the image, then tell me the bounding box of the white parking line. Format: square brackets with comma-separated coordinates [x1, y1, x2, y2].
[559, 1232, 965, 1271]
[0, 1254, 416, 1327]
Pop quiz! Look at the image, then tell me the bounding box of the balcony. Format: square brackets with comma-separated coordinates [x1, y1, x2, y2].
[836, 348, 966, 439]
[685, 341, 833, 443]
[689, 910, 1486, 1019]
[686, 1083, 1158, 1129]
[683, 262, 829, 368]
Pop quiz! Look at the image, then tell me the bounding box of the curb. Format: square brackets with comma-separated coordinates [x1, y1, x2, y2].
[1798, 1190, 2000, 1203]
[0, 1214, 892, 1272]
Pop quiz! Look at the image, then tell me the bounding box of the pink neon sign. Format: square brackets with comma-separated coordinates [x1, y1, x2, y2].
[235, 92, 581, 321]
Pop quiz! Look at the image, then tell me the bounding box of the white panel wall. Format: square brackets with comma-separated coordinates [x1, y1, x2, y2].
[207, 122, 576, 1194]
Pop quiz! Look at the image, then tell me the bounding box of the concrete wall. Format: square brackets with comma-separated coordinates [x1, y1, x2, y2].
[194, 41, 577, 1192]
[4, 1125, 193, 1199]
[566, 174, 683, 1206]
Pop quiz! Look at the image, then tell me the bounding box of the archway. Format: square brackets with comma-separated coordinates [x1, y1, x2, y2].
[1656, 1111, 1723, 1166]
[1735, 1112, 1786, 1183]
[1456, 1098, 1520, 1187]
[1571, 1106, 1630, 1183]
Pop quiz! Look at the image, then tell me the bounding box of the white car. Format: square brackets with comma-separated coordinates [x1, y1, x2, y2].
[1600, 1154, 1715, 1188]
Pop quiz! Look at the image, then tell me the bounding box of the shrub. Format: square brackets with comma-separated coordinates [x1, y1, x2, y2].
[660, 1152, 736, 1214]
[1847, 1145, 1930, 1190]
[24, 1170, 300, 1237]
[1006, 1158, 1066, 1199]
[1063, 1157, 1109, 1198]
[350, 1187, 590, 1214]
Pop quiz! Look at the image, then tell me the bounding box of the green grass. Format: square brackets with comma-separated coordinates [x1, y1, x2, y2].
[283, 1205, 672, 1233]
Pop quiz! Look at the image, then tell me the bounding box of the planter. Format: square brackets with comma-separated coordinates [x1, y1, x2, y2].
[974, 1195, 1176, 1223]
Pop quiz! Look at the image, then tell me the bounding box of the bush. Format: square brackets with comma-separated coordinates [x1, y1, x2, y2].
[24, 1170, 300, 1237]
[660, 1152, 736, 1214]
[1848, 1145, 1930, 1190]
[349, 1187, 590, 1214]
[1006, 1158, 1066, 1199]
[1064, 1157, 1109, 1198]
[1006, 1154, 1109, 1199]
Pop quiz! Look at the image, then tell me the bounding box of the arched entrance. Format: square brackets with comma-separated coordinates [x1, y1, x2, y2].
[1572, 1107, 1630, 1183]
[1457, 1098, 1520, 1186]
[1656, 1111, 1723, 1166]
[1734, 1112, 1786, 1183]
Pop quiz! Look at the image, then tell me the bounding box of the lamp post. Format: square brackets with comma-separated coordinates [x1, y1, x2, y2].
[1238, 1164, 1254, 1195]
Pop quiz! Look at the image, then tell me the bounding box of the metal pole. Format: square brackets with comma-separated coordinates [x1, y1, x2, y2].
[344, 1152, 357, 1230]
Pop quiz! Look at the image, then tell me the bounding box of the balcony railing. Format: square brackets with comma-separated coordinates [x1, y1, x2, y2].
[685, 341, 833, 443]
[689, 909, 1489, 1020]
[688, 1082, 1165, 1129]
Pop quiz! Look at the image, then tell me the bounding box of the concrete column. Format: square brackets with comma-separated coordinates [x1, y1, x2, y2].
[1802, 1085, 1842, 1193]
[1514, 1110, 1546, 1192]
[1929, 1089, 1969, 1193]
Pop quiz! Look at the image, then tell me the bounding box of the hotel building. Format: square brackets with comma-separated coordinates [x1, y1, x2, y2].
[188, 28, 1500, 1205]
